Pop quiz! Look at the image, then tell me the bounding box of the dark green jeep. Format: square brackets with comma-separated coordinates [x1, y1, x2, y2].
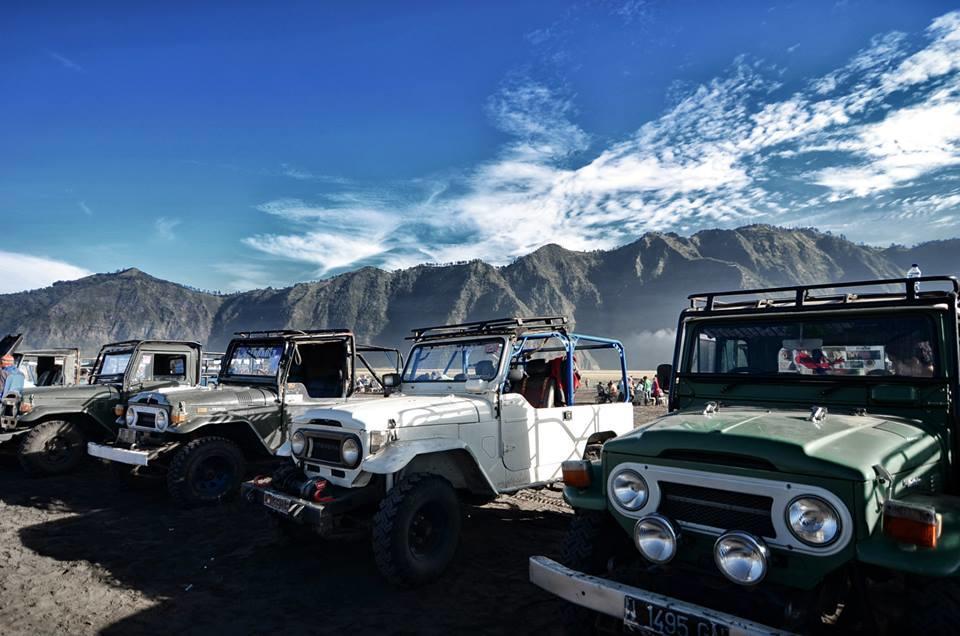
[1, 339, 202, 476]
[88, 330, 401, 507]
[531, 276, 960, 635]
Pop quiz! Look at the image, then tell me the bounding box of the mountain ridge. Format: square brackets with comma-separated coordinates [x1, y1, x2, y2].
[2, 225, 956, 366]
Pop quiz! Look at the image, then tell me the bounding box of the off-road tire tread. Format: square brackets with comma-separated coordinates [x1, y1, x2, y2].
[166, 436, 245, 507]
[17, 419, 86, 476]
[372, 473, 459, 586]
[558, 512, 622, 634]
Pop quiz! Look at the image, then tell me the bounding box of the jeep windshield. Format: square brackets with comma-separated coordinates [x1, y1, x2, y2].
[92, 350, 133, 384]
[403, 339, 503, 382]
[221, 343, 284, 382]
[685, 313, 939, 378]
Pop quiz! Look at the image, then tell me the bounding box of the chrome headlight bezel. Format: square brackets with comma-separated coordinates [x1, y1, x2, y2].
[634, 514, 679, 564]
[290, 430, 306, 456]
[341, 436, 361, 467]
[786, 496, 841, 546]
[714, 531, 769, 586]
[610, 469, 648, 511]
[154, 408, 169, 431]
[125, 408, 137, 427]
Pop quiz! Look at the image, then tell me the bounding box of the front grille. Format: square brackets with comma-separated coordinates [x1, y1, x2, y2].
[2, 402, 15, 418]
[307, 436, 343, 464]
[658, 482, 776, 538]
[134, 411, 156, 428]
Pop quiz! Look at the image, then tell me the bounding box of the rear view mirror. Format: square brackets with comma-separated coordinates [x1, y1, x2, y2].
[382, 373, 400, 387]
[656, 363, 673, 392]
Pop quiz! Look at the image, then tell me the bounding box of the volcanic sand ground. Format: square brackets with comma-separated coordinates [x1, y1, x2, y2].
[0, 404, 665, 636]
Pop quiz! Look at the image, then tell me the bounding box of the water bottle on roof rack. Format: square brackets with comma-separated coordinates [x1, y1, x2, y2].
[907, 263, 922, 294]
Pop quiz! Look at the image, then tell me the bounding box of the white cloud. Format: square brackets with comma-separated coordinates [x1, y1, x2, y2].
[154, 217, 182, 240]
[0, 252, 90, 293]
[78, 201, 92, 216]
[244, 10, 960, 275]
[45, 50, 83, 72]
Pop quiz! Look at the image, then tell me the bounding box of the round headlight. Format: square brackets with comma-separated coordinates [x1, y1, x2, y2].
[611, 469, 648, 511]
[154, 409, 169, 431]
[787, 496, 840, 546]
[125, 409, 137, 426]
[714, 532, 769, 586]
[290, 431, 306, 456]
[634, 514, 679, 564]
[341, 437, 361, 467]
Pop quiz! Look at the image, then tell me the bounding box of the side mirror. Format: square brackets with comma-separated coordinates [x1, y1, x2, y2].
[656, 363, 673, 392]
[464, 378, 489, 394]
[381, 373, 401, 388]
[508, 367, 525, 383]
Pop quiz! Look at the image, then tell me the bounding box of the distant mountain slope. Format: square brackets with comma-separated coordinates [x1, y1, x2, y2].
[0, 225, 945, 366]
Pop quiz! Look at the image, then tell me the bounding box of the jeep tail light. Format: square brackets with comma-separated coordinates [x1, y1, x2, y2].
[883, 499, 941, 549]
[562, 460, 592, 488]
[114, 404, 126, 417]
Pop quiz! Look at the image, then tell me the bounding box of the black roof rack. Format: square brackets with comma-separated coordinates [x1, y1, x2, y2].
[233, 329, 354, 339]
[409, 316, 568, 341]
[688, 276, 960, 313]
[102, 339, 203, 348]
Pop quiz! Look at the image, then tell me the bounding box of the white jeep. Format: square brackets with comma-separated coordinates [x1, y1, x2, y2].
[241, 316, 634, 585]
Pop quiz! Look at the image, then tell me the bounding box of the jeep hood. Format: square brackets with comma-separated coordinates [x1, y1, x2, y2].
[129, 384, 275, 409]
[296, 394, 489, 431]
[21, 383, 119, 403]
[605, 408, 942, 481]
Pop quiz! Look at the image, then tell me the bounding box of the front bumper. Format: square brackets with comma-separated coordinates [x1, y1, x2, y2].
[0, 428, 28, 443]
[529, 556, 794, 636]
[87, 442, 153, 466]
[242, 480, 332, 533]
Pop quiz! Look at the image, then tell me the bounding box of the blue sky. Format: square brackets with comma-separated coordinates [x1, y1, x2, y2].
[2, 1, 959, 293]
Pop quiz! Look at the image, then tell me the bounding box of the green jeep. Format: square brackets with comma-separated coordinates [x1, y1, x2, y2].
[88, 330, 401, 507]
[530, 276, 960, 635]
[1, 339, 202, 476]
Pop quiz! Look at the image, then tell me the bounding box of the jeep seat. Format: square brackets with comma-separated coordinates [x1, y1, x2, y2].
[519, 358, 557, 408]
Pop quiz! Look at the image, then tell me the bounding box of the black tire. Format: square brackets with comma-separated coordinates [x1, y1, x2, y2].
[900, 577, 960, 635]
[17, 420, 87, 476]
[167, 436, 245, 507]
[557, 512, 629, 634]
[372, 473, 461, 586]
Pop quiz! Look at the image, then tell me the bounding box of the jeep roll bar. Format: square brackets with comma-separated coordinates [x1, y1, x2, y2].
[234, 329, 355, 339]
[409, 316, 568, 341]
[513, 331, 631, 405]
[356, 345, 404, 388]
[689, 276, 960, 313]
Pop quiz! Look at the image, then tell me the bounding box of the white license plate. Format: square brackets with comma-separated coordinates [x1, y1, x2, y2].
[625, 597, 729, 636]
[117, 428, 137, 444]
[263, 491, 293, 515]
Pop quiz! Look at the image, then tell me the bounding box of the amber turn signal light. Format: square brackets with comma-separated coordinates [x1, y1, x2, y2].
[19, 401, 32, 414]
[562, 460, 592, 488]
[170, 412, 188, 426]
[114, 404, 126, 417]
[883, 499, 941, 549]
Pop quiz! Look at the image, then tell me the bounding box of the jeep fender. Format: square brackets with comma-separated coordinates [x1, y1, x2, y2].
[362, 439, 499, 497]
[857, 492, 960, 577]
[17, 406, 114, 438]
[174, 419, 275, 457]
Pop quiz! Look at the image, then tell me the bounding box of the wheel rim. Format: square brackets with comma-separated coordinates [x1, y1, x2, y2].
[408, 501, 449, 560]
[192, 455, 234, 497]
[45, 434, 78, 465]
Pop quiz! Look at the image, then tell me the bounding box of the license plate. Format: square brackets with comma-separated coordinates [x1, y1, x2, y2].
[625, 597, 730, 636]
[263, 491, 293, 515]
[117, 428, 137, 444]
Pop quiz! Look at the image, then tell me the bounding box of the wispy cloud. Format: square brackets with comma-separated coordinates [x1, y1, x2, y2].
[154, 217, 182, 240]
[0, 251, 90, 293]
[46, 50, 83, 72]
[78, 201, 93, 216]
[244, 10, 960, 274]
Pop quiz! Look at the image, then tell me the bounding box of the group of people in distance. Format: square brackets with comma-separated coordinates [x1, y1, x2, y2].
[596, 374, 663, 405]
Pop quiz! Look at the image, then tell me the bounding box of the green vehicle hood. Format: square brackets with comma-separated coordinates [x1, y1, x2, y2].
[22, 383, 119, 405]
[604, 408, 942, 481]
[128, 384, 276, 410]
